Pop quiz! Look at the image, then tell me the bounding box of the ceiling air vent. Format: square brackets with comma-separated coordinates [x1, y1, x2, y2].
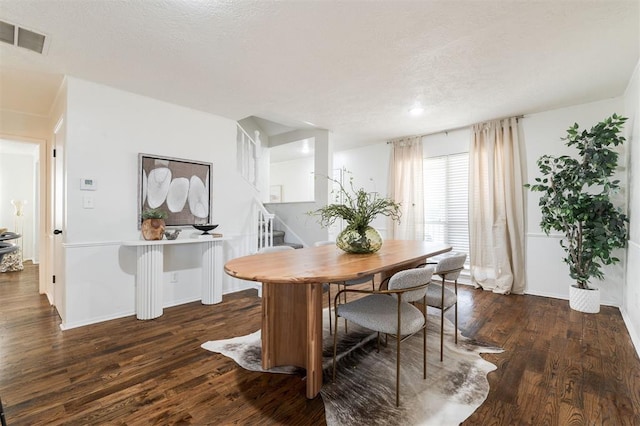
[0, 21, 15, 45]
[0, 20, 47, 54]
[17, 27, 45, 54]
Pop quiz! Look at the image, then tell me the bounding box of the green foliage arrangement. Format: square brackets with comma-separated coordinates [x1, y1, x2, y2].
[525, 114, 629, 289]
[141, 208, 168, 220]
[310, 170, 401, 233]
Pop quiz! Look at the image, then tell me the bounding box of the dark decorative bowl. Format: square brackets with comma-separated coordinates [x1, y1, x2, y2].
[0, 232, 20, 241]
[193, 224, 219, 235]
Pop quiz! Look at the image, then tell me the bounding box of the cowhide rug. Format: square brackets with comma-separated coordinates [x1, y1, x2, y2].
[202, 309, 502, 425]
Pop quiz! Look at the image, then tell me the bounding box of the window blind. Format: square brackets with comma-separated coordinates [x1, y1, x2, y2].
[423, 153, 470, 260]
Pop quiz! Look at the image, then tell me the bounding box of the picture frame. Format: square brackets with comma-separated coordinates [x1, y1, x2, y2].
[138, 153, 213, 228]
[269, 185, 282, 203]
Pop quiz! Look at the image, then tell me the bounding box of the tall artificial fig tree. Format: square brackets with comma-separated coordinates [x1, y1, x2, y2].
[526, 114, 629, 290]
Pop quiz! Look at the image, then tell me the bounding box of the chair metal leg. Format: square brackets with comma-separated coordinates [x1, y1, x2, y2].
[454, 303, 458, 344]
[423, 301, 427, 380]
[342, 284, 348, 333]
[327, 284, 332, 335]
[440, 275, 446, 361]
[454, 280, 458, 344]
[332, 308, 340, 381]
[395, 296, 402, 407]
[440, 307, 445, 362]
[396, 329, 401, 407]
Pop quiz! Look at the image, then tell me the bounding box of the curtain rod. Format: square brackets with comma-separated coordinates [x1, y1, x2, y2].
[386, 114, 525, 144]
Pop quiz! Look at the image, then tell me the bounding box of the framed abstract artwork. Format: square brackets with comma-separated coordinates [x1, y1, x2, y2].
[138, 153, 213, 228]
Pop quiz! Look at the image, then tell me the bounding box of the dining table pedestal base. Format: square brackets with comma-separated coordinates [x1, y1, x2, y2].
[224, 241, 453, 399]
[261, 281, 323, 399]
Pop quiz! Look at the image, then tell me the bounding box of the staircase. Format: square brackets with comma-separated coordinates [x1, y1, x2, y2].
[256, 199, 303, 251]
[272, 230, 303, 249]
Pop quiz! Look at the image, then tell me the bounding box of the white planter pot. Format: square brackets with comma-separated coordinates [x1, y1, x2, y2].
[569, 285, 600, 313]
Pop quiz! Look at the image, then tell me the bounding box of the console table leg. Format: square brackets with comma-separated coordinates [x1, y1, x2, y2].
[136, 245, 163, 320]
[201, 241, 223, 305]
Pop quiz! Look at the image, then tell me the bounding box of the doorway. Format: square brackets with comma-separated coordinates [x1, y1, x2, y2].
[0, 138, 40, 272]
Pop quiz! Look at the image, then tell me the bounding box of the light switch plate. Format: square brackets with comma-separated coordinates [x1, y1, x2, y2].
[83, 196, 95, 209]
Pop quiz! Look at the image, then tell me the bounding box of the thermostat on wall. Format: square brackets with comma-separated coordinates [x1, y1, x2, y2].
[80, 177, 97, 191]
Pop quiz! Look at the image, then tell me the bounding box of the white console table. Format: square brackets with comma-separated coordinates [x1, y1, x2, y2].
[122, 237, 228, 320]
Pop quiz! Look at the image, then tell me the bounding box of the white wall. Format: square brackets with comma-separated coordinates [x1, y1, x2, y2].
[422, 128, 470, 158]
[270, 156, 314, 202]
[333, 142, 392, 237]
[59, 77, 258, 328]
[265, 129, 332, 246]
[622, 60, 640, 354]
[522, 98, 626, 305]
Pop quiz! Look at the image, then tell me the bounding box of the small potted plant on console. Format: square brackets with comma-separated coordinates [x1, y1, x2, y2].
[141, 208, 168, 240]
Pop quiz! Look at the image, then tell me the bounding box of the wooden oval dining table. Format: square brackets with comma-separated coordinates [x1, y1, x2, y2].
[224, 240, 452, 399]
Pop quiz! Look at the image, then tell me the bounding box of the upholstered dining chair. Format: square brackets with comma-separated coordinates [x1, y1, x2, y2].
[257, 245, 295, 254]
[421, 252, 467, 362]
[313, 240, 375, 334]
[332, 267, 434, 407]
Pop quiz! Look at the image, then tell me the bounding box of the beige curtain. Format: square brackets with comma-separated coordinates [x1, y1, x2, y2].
[388, 137, 424, 240]
[469, 118, 525, 294]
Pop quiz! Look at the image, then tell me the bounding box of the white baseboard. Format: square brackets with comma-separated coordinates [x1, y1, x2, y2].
[621, 306, 640, 359]
[223, 281, 260, 296]
[59, 297, 209, 330]
[60, 309, 135, 330]
[164, 296, 201, 308]
[524, 289, 620, 308]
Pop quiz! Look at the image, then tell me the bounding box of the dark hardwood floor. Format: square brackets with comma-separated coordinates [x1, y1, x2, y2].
[1, 262, 639, 425]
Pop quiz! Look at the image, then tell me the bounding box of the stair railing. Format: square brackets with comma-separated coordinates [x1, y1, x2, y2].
[237, 123, 260, 188]
[256, 199, 275, 252]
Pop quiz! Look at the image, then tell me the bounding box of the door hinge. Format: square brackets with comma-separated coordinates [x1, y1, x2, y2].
[53, 275, 56, 284]
[53, 148, 57, 158]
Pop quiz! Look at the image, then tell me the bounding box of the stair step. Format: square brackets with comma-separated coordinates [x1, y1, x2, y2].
[259, 229, 302, 249]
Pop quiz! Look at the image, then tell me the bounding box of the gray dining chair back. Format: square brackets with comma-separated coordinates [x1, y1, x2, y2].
[424, 252, 467, 361]
[332, 266, 434, 406]
[258, 245, 295, 254]
[388, 267, 432, 302]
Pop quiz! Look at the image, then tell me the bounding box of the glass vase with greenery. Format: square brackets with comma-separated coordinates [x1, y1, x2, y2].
[310, 171, 401, 253]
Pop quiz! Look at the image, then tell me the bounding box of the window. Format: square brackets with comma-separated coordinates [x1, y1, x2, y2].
[423, 153, 469, 262]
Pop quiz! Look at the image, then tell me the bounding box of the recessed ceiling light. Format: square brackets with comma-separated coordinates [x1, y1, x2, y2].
[409, 106, 424, 116]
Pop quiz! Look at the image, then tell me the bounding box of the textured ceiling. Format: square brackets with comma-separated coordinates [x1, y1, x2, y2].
[0, 1, 638, 149]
